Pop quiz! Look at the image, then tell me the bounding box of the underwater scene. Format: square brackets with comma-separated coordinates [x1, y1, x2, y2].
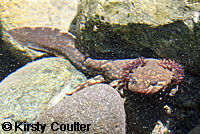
[0, 0, 200, 134]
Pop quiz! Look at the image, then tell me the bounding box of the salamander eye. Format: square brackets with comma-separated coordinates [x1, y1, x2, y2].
[129, 79, 135, 85]
[129, 70, 134, 73]
[150, 81, 158, 86]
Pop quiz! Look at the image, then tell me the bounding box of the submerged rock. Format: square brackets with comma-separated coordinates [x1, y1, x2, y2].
[1, 0, 79, 64]
[0, 57, 86, 133]
[32, 84, 126, 134]
[187, 123, 200, 134]
[73, 0, 200, 74]
[0, 0, 79, 81]
[1, 0, 78, 31]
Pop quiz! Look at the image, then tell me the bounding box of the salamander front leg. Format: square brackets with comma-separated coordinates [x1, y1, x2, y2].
[66, 75, 106, 95]
[109, 80, 125, 95]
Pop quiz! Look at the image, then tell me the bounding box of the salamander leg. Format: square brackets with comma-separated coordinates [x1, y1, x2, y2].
[109, 79, 125, 95]
[66, 75, 106, 95]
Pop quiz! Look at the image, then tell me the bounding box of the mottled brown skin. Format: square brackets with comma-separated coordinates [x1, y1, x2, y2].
[76, 58, 176, 94]
[7, 27, 184, 95]
[124, 59, 173, 94]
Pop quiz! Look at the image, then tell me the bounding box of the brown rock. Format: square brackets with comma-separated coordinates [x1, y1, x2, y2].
[32, 84, 126, 134]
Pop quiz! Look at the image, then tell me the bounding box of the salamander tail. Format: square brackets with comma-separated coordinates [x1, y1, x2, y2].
[8, 27, 87, 71]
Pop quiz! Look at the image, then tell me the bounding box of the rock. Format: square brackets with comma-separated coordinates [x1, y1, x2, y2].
[123, 86, 200, 134]
[73, 0, 200, 74]
[187, 123, 200, 134]
[76, 0, 192, 27]
[0, 57, 86, 133]
[0, 0, 79, 88]
[0, 0, 79, 68]
[152, 120, 171, 134]
[0, 44, 25, 81]
[1, 0, 78, 31]
[32, 84, 126, 134]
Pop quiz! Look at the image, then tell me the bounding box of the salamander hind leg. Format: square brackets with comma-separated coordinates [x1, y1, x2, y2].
[66, 75, 106, 95]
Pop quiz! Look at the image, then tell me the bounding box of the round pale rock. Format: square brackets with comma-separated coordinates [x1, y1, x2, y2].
[1, 0, 78, 31]
[0, 57, 86, 133]
[32, 84, 126, 134]
[1, 0, 79, 83]
[1, 0, 78, 60]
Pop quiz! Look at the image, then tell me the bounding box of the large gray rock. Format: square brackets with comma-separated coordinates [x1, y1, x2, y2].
[73, 0, 200, 74]
[0, 57, 86, 133]
[32, 84, 126, 134]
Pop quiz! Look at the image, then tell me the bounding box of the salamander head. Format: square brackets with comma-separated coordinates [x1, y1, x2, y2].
[122, 58, 184, 94]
